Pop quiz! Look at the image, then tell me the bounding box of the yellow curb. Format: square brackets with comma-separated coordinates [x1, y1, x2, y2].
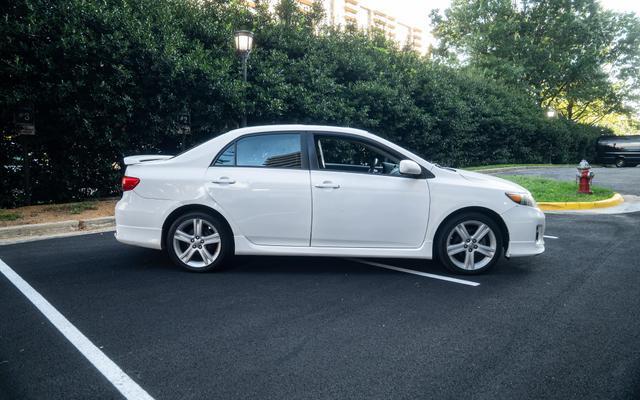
[538, 193, 624, 211]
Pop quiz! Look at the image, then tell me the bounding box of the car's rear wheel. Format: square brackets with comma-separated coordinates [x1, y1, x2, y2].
[615, 158, 626, 168]
[437, 212, 503, 274]
[166, 212, 231, 272]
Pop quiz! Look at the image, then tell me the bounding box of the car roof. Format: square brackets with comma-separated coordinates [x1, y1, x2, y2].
[171, 125, 374, 164]
[225, 124, 371, 136]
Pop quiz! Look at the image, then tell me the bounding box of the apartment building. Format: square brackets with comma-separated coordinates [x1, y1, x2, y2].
[327, 0, 426, 52]
[245, 0, 427, 53]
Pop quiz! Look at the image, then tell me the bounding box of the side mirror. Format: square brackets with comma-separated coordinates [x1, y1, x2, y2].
[399, 159, 422, 176]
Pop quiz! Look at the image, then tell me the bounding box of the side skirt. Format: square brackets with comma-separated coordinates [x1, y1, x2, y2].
[233, 235, 433, 259]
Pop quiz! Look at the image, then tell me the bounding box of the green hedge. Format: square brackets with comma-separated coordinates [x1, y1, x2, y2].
[0, 0, 610, 207]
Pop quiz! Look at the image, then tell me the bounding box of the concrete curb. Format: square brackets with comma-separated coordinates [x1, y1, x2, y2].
[0, 217, 115, 241]
[538, 193, 624, 211]
[79, 216, 116, 230]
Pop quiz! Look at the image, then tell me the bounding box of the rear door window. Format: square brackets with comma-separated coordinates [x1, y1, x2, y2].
[213, 133, 303, 168]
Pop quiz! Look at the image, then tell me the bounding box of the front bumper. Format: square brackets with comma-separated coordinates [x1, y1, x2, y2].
[502, 205, 546, 258]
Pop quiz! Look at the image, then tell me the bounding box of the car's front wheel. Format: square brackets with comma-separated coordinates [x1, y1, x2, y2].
[166, 212, 232, 272]
[437, 212, 503, 274]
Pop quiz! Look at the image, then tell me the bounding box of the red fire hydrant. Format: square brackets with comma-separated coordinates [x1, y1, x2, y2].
[576, 160, 594, 194]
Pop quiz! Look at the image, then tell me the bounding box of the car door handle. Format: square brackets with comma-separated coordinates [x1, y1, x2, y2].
[314, 181, 340, 189]
[211, 177, 236, 184]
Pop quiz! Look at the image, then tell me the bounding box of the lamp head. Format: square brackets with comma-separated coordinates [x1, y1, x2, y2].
[234, 30, 254, 53]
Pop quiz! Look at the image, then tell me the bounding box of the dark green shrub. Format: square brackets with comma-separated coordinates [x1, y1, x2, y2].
[0, 0, 610, 207]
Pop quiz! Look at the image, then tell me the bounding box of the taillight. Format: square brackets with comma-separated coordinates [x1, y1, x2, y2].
[122, 176, 140, 191]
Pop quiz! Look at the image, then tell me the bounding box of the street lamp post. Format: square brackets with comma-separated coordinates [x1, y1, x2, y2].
[545, 107, 558, 164]
[234, 30, 254, 127]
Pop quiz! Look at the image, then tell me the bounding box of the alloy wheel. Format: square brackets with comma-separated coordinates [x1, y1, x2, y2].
[172, 218, 221, 268]
[446, 220, 497, 271]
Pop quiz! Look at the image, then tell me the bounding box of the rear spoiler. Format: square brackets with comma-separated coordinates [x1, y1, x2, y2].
[123, 155, 174, 166]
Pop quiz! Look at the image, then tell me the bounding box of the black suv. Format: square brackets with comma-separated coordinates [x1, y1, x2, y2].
[596, 135, 640, 167]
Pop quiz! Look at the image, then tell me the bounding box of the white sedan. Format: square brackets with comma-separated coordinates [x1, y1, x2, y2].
[115, 125, 545, 274]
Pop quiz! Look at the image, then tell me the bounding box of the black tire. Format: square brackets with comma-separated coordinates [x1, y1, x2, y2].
[165, 212, 233, 272]
[436, 212, 504, 275]
[615, 158, 626, 168]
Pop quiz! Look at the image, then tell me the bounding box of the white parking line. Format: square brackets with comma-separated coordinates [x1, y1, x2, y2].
[351, 259, 480, 287]
[0, 258, 155, 400]
[544, 235, 559, 239]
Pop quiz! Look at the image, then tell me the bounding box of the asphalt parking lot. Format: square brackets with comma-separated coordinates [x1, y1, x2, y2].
[2, 210, 640, 400]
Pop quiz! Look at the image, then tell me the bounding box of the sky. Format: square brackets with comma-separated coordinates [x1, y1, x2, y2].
[600, 0, 640, 14]
[370, 0, 640, 22]
[367, 0, 640, 47]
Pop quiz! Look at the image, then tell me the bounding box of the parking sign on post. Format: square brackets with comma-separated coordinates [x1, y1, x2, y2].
[16, 107, 35, 136]
[14, 106, 35, 205]
[177, 111, 191, 136]
[177, 109, 191, 151]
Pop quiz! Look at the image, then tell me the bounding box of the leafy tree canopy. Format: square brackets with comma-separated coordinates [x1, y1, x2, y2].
[431, 0, 640, 127]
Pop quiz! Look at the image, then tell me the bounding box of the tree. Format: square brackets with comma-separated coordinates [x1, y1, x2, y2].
[431, 0, 640, 126]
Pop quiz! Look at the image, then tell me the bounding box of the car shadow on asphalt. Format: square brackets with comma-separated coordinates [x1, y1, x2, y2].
[224, 255, 534, 280]
[123, 246, 537, 281]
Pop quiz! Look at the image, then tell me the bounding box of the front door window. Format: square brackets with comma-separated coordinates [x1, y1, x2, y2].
[316, 136, 401, 176]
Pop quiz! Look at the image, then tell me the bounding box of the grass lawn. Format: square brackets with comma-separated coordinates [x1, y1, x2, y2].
[500, 175, 614, 202]
[466, 163, 575, 171]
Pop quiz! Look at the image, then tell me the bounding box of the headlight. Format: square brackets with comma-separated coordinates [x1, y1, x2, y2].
[505, 192, 537, 207]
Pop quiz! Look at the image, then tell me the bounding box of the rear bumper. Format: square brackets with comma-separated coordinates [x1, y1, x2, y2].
[501, 205, 546, 258]
[115, 191, 173, 250]
[114, 226, 162, 250]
